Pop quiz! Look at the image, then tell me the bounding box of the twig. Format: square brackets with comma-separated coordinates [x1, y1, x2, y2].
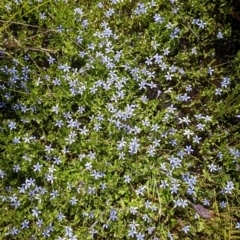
[24, 46, 58, 54]
[2, 38, 58, 54]
[0, 19, 50, 30]
[178, 12, 200, 40]
[181, 23, 200, 40]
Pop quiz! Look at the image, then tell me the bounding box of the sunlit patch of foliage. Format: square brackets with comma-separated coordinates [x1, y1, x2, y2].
[0, 0, 240, 239]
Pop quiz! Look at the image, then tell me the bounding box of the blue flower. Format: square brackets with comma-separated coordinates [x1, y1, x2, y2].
[224, 181, 234, 194]
[236, 222, 240, 229]
[57, 25, 64, 33]
[21, 220, 30, 229]
[182, 225, 190, 234]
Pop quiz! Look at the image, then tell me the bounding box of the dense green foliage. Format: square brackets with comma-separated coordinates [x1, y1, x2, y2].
[0, 0, 240, 239]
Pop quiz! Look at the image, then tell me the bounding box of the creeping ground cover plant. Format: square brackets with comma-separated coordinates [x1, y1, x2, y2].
[1, 0, 240, 239]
